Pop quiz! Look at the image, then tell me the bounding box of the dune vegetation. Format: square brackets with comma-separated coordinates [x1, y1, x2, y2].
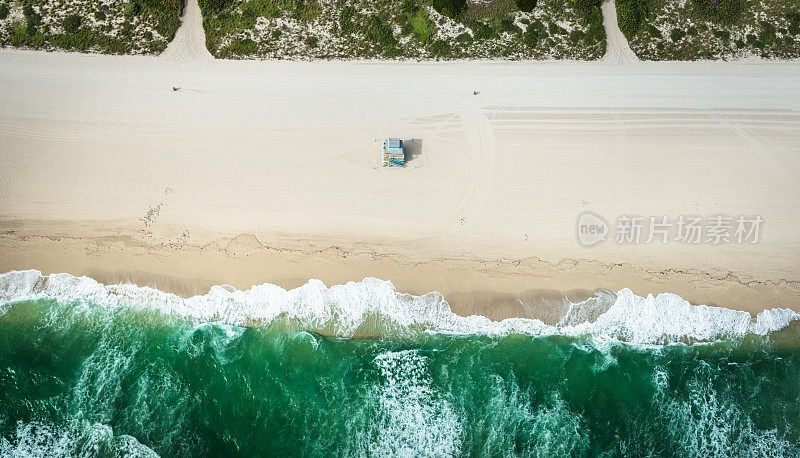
[617, 0, 800, 60]
[197, 0, 606, 60]
[0, 0, 183, 54]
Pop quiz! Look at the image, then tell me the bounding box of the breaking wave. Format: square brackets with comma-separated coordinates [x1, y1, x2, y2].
[1, 270, 797, 344]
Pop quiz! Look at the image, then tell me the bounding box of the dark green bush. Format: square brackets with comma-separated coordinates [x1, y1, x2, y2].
[429, 39, 450, 57]
[712, 29, 730, 41]
[431, 0, 466, 19]
[515, 0, 537, 13]
[0, 3, 9, 20]
[548, 22, 565, 35]
[23, 5, 41, 35]
[305, 35, 318, 47]
[523, 19, 545, 47]
[570, 0, 604, 42]
[615, 0, 661, 40]
[670, 28, 686, 42]
[646, 23, 662, 38]
[522, 30, 539, 48]
[339, 6, 356, 34]
[124, 1, 140, 18]
[400, 0, 416, 16]
[63, 14, 82, 34]
[199, 0, 233, 14]
[499, 18, 522, 35]
[691, 0, 745, 25]
[759, 20, 776, 42]
[472, 21, 496, 40]
[94, 10, 106, 21]
[571, 0, 601, 19]
[456, 32, 471, 43]
[230, 37, 258, 54]
[365, 16, 396, 46]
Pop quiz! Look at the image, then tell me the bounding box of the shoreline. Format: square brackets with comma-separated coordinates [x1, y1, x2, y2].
[2, 230, 798, 320]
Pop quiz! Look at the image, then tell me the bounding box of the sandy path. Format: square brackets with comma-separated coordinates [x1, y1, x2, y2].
[601, 0, 639, 63]
[160, 0, 213, 61]
[1, 51, 799, 311]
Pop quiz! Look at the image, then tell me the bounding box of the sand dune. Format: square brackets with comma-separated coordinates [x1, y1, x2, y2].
[0, 49, 799, 314]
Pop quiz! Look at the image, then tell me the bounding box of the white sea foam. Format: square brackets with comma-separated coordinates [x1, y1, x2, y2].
[0, 270, 797, 344]
[0, 421, 158, 458]
[370, 350, 463, 457]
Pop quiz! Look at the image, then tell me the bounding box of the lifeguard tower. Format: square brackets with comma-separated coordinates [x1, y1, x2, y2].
[383, 138, 405, 167]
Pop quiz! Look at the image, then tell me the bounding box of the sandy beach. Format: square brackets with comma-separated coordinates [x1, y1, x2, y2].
[1, 49, 799, 318]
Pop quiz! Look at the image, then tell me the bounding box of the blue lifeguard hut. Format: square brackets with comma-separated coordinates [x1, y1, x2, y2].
[383, 138, 405, 167]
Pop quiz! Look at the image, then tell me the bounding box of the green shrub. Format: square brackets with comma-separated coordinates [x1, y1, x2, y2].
[670, 28, 686, 42]
[615, 0, 662, 40]
[571, 0, 601, 19]
[429, 39, 450, 57]
[339, 5, 356, 34]
[63, 14, 82, 34]
[548, 22, 565, 35]
[745, 33, 762, 48]
[515, 0, 537, 13]
[94, 10, 107, 21]
[786, 11, 800, 36]
[646, 23, 662, 38]
[401, 0, 416, 16]
[691, 0, 745, 25]
[712, 29, 729, 41]
[305, 35, 318, 47]
[124, 1, 140, 18]
[411, 9, 434, 43]
[23, 5, 41, 35]
[365, 16, 396, 46]
[499, 18, 522, 35]
[199, 0, 233, 14]
[522, 30, 538, 48]
[472, 21, 495, 40]
[456, 32, 471, 43]
[230, 37, 257, 54]
[431, 0, 466, 19]
[0, 3, 9, 21]
[686, 25, 698, 36]
[571, 0, 604, 42]
[755, 21, 775, 46]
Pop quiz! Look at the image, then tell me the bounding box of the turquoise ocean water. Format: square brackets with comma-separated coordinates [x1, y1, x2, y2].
[0, 272, 799, 457]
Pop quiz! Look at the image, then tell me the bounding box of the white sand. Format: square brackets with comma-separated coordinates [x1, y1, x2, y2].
[0, 49, 799, 313]
[160, 0, 213, 61]
[602, 0, 639, 63]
